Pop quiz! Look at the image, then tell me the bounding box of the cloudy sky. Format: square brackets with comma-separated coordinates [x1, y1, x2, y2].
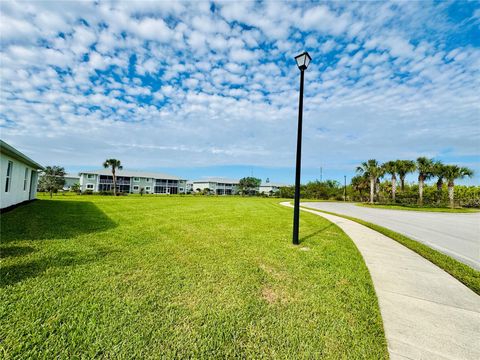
[1, 1, 479, 184]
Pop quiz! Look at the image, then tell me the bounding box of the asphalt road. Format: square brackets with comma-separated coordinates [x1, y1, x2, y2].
[301, 202, 480, 270]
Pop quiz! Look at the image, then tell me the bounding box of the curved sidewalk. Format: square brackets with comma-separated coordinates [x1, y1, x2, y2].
[280, 202, 480, 360]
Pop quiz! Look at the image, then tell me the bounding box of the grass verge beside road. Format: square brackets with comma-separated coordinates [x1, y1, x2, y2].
[301, 205, 480, 295]
[0, 195, 387, 358]
[357, 203, 479, 213]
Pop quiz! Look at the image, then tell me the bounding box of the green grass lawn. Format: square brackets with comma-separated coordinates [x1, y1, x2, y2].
[357, 203, 479, 213]
[1, 195, 387, 358]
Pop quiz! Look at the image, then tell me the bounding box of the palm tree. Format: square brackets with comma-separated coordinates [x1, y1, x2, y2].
[356, 159, 383, 204]
[351, 175, 369, 202]
[396, 160, 416, 191]
[382, 161, 399, 202]
[416, 157, 434, 205]
[432, 161, 446, 203]
[103, 159, 123, 196]
[443, 165, 474, 208]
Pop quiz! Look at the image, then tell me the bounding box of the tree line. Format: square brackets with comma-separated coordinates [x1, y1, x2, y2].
[354, 157, 474, 207]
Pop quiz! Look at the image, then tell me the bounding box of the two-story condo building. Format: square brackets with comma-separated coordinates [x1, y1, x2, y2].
[192, 178, 239, 195]
[79, 169, 187, 194]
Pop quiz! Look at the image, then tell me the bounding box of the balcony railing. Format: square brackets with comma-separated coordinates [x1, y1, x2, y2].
[99, 179, 130, 185]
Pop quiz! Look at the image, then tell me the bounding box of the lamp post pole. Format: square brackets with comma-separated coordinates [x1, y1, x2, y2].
[344, 175, 347, 202]
[292, 69, 305, 245]
[292, 51, 311, 245]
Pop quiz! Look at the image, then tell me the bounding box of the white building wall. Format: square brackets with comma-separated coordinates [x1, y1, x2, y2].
[0, 153, 39, 209]
[193, 182, 216, 192]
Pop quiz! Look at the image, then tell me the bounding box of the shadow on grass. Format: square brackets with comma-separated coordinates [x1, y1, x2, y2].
[0, 200, 117, 242]
[0, 246, 35, 258]
[0, 247, 117, 287]
[300, 223, 334, 243]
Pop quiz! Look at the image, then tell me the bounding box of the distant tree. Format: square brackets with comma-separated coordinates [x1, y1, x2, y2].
[202, 188, 211, 195]
[39, 166, 66, 198]
[416, 157, 435, 205]
[103, 159, 123, 196]
[443, 165, 474, 208]
[70, 183, 80, 193]
[238, 177, 261, 195]
[356, 159, 384, 204]
[383, 161, 399, 201]
[140, 187, 145, 196]
[396, 160, 416, 191]
[279, 186, 295, 198]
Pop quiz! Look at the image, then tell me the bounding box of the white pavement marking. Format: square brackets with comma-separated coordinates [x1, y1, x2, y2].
[280, 202, 480, 360]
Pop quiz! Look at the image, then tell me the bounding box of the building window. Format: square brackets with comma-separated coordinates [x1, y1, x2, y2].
[87, 174, 95, 179]
[133, 177, 140, 182]
[146, 178, 151, 182]
[133, 185, 139, 190]
[145, 186, 151, 191]
[86, 184, 94, 190]
[5, 160, 13, 192]
[23, 167, 29, 191]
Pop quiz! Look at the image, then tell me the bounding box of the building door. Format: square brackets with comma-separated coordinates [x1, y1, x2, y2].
[29, 170, 36, 200]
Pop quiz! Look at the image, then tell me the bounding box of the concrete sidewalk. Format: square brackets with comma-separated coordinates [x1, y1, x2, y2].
[280, 202, 480, 360]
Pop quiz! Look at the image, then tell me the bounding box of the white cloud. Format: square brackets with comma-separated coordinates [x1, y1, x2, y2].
[0, 1, 478, 182]
[130, 17, 173, 42]
[303, 5, 351, 36]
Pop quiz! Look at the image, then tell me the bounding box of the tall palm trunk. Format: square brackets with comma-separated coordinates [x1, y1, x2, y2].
[448, 181, 454, 208]
[400, 176, 405, 191]
[418, 176, 424, 206]
[369, 177, 375, 204]
[112, 169, 117, 196]
[391, 175, 397, 202]
[436, 179, 443, 204]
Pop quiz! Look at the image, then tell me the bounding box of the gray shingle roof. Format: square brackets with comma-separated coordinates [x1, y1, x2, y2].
[65, 173, 80, 179]
[192, 178, 239, 184]
[79, 169, 185, 180]
[260, 182, 288, 187]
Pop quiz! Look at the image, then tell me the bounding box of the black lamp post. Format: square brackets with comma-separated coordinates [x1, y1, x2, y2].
[292, 51, 312, 245]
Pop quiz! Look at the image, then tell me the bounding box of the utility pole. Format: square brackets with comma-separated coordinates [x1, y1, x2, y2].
[344, 175, 347, 202]
[320, 167, 323, 182]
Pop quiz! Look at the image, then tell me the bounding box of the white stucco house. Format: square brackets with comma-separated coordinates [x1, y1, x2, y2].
[258, 182, 287, 195]
[1, 140, 43, 210]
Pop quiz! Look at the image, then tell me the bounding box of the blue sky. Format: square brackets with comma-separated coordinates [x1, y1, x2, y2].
[1, 1, 479, 185]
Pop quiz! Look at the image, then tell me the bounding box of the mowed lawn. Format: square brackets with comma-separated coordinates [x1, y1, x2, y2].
[1, 195, 387, 358]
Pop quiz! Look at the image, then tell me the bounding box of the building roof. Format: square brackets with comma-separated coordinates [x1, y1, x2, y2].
[79, 169, 185, 180]
[192, 178, 239, 184]
[65, 173, 80, 179]
[0, 140, 43, 170]
[260, 182, 288, 187]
